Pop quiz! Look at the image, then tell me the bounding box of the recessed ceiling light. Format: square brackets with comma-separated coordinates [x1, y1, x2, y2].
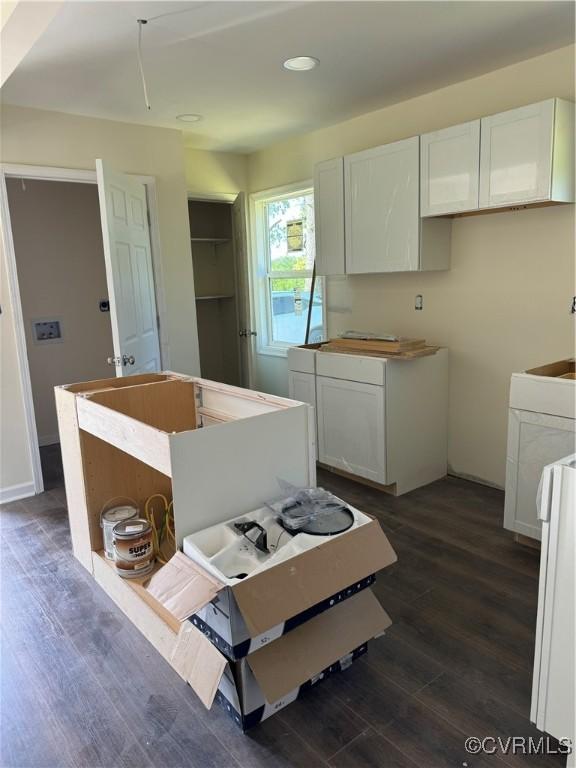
[283, 56, 319, 72]
[176, 114, 202, 123]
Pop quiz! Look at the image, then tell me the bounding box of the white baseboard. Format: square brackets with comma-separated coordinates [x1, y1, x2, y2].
[0, 481, 36, 504]
[38, 434, 60, 447]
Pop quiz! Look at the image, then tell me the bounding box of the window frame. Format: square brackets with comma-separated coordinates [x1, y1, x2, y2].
[249, 181, 326, 357]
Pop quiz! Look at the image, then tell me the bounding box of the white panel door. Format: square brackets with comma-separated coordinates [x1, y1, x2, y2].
[420, 121, 480, 216]
[316, 375, 385, 483]
[504, 408, 575, 540]
[345, 137, 420, 273]
[314, 157, 345, 275]
[288, 371, 316, 410]
[479, 100, 555, 207]
[96, 159, 161, 375]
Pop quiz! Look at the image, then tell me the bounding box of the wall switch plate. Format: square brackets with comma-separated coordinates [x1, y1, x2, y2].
[32, 319, 63, 343]
[415, 295, 423, 311]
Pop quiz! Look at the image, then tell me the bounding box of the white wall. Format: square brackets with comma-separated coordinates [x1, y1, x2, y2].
[6, 178, 113, 444]
[0, 105, 200, 497]
[246, 45, 576, 488]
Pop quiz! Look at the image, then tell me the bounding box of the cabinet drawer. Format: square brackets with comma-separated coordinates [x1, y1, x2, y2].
[316, 352, 385, 385]
[287, 346, 316, 374]
[509, 373, 575, 420]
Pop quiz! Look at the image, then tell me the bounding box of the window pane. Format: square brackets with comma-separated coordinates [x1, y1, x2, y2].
[266, 194, 315, 272]
[269, 277, 324, 345]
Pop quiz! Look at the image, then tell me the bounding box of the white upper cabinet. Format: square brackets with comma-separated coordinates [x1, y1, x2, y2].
[314, 157, 345, 276]
[420, 120, 480, 216]
[479, 99, 575, 208]
[345, 137, 420, 273]
[310, 98, 572, 276]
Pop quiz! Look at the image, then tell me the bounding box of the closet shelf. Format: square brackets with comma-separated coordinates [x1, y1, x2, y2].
[191, 237, 231, 244]
[195, 294, 235, 301]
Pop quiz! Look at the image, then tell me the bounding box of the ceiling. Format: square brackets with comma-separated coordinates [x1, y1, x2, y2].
[1, 1, 573, 153]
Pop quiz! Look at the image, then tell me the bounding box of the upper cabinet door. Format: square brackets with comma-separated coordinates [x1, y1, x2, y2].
[314, 157, 345, 276]
[345, 137, 420, 274]
[479, 100, 555, 208]
[421, 121, 480, 216]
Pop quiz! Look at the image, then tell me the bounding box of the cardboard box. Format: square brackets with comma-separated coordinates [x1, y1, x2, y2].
[189, 572, 376, 659]
[172, 589, 391, 730]
[149, 513, 397, 659]
[215, 644, 368, 730]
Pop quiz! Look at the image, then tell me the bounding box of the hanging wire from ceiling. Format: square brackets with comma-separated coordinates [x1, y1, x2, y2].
[136, 5, 210, 111]
[136, 19, 151, 110]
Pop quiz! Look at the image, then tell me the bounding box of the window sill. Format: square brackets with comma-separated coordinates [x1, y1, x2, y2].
[256, 344, 291, 359]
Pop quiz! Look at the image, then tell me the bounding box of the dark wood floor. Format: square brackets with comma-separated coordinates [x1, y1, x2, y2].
[1, 455, 561, 768]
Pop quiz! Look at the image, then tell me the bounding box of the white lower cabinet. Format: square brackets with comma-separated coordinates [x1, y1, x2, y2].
[504, 361, 576, 541]
[288, 346, 449, 495]
[288, 371, 316, 411]
[316, 376, 385, 483]
[504, 410, 575, 541]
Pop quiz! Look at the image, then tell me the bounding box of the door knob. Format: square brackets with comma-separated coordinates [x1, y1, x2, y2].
[239, 329, 257, 338]
[107, 355, 135, 366]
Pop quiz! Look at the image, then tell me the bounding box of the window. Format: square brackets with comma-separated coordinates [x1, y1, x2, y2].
[251, 184, 325, 356]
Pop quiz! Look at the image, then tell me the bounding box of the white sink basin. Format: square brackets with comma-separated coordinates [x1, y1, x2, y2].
[182, 500, 371, 585]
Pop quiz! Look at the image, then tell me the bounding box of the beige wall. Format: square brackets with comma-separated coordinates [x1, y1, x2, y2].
[184, 146, 248, 198]
[0, 105, 200, 496]
[246, 45, 576, 488]
[6, 178, 112, 444]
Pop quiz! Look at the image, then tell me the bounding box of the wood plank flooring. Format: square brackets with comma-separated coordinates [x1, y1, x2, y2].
[1, 461, 563, 768]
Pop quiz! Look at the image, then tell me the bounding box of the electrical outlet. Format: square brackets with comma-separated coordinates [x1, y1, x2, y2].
[32, 319, 63, 343]
[415, 294, 423, 311]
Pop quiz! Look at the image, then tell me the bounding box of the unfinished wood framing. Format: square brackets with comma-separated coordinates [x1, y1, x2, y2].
[56, 368, 315, 563]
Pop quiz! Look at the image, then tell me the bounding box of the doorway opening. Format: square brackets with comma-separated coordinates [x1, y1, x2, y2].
[188, 198, 244, 387]
[1, 163, 167, 500]
[5, 177, 113, 489]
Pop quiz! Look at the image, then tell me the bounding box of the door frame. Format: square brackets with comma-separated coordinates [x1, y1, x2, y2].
[0, 163, 169, 496]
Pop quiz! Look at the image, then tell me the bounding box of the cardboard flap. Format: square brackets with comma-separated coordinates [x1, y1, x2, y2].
[233, 519, 396, 636]
[146, 552, 224, 622]
[171, 622, 227, 709]
[247, 589, 391, 704]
